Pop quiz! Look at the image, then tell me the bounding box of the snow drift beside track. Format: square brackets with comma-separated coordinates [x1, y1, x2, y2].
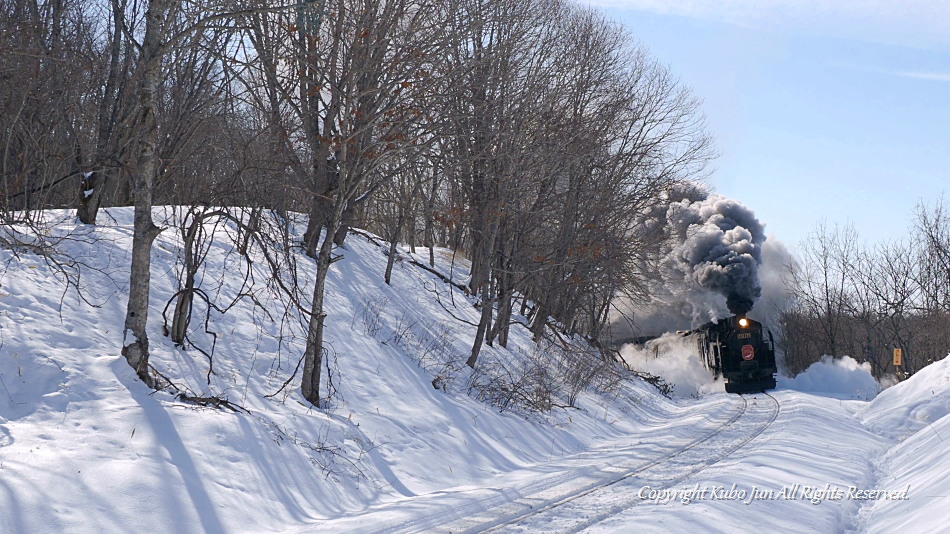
[778, 355, 880, 400]
[858, 355, 950, 534]
[861, 354, 950, 440]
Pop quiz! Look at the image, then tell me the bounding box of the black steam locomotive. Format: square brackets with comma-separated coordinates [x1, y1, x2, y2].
[697, 314, 777, 393]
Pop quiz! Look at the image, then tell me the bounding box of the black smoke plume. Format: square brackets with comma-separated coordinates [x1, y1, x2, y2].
[628, 187, 768, 333]
[668, 194, 766, 314]
[606, 184, 771, 340]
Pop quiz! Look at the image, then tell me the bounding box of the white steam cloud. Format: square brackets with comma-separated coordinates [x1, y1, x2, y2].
[619, 333, 725, 397]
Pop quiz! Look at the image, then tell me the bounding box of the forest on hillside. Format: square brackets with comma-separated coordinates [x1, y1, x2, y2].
[2, 0, 949, 407]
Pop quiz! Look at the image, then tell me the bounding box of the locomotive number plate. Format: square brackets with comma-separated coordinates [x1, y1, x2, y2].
[737, 333, 751, 339]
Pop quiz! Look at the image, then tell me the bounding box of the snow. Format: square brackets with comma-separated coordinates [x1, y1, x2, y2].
[859, 404, 950, 534]
[861, 355, 950, 440]
[546, 391, 890, 533]
[779, 355, 882, 401]
[618, 333, 724, 397]
[1, 207, 948, 533]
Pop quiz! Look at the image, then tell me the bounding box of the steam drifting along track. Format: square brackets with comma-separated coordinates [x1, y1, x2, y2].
[362, 393, 780, 534]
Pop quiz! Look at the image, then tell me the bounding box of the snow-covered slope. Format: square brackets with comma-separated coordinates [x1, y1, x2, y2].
[0, 208, 670, 533]
[2, 208, 948, 533]
[861, 355, 950, 440]
[856, 355, 950, 534]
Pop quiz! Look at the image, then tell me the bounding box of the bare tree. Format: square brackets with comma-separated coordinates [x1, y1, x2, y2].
[1, 0, 95, 218]
[120, 0, 175, 385]
[240, 0, 451, 405]
[782, 222, 860, 365]
[916, 199, 950, 313]
[76, 0, 137, 223]
[118, 0, 270, 385]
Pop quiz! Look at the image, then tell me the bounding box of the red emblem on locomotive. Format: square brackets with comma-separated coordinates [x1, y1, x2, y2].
[741, 344, 755, 360]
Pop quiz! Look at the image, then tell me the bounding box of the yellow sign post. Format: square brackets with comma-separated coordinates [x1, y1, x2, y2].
[893, 348, 903, 367]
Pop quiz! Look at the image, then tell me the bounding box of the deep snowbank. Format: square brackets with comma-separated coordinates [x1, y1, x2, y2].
[856, 355, 950, 534]
[861, 355, 950, 440]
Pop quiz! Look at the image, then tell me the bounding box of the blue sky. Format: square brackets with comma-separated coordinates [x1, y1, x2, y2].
[593, 1, 950, 251]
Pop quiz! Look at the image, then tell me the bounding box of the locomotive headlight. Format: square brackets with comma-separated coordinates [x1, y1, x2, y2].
[738, 317, 749, 328]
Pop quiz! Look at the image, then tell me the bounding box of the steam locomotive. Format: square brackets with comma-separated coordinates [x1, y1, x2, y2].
[696, 314, 777, 393]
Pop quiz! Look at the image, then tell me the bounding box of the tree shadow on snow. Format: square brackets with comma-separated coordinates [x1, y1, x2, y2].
[112, 359, 226, 533]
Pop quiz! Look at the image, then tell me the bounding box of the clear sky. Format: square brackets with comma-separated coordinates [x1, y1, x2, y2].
[591, 0, 950, 251]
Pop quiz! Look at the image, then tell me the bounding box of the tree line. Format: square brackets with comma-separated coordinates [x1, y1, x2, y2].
[778, 202, 950, 378]
[1, 0, 711, 405]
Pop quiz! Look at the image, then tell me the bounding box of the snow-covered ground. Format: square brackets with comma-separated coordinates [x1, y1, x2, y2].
[1, 208, 947, 533]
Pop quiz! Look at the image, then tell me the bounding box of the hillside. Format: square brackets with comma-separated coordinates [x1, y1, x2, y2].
[1, 208, 948, 533]
[0, 208, 675, 532]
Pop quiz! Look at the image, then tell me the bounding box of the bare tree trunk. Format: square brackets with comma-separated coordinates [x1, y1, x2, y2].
[301, 254, 332, 404]
[424, 166, 438, 267]
[78, 0, 129, 224]
[301, 201, 343, 404]
[170, 214, 200, 344]
[466, 275, 494, 367]
[489, 265, 513, 347]
[121, 0, 172, 386]
[384, 207, 405, 285]
[298, 0, 334, 258]
[530, 294, 548, 340]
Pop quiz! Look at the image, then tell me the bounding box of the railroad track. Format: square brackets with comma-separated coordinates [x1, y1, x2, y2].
[359, 393, 781, 534]
[485, 392, 782, 533]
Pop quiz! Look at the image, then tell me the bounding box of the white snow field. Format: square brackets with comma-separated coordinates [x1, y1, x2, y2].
[0, 208, 947, 533]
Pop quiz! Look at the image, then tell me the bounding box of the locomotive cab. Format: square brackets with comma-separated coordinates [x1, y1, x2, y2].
[699, 315, 777, 394]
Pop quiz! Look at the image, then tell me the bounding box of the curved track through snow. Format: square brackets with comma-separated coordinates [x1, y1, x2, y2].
[375, 393, 780, 534]
[488, 392, 782, 533]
